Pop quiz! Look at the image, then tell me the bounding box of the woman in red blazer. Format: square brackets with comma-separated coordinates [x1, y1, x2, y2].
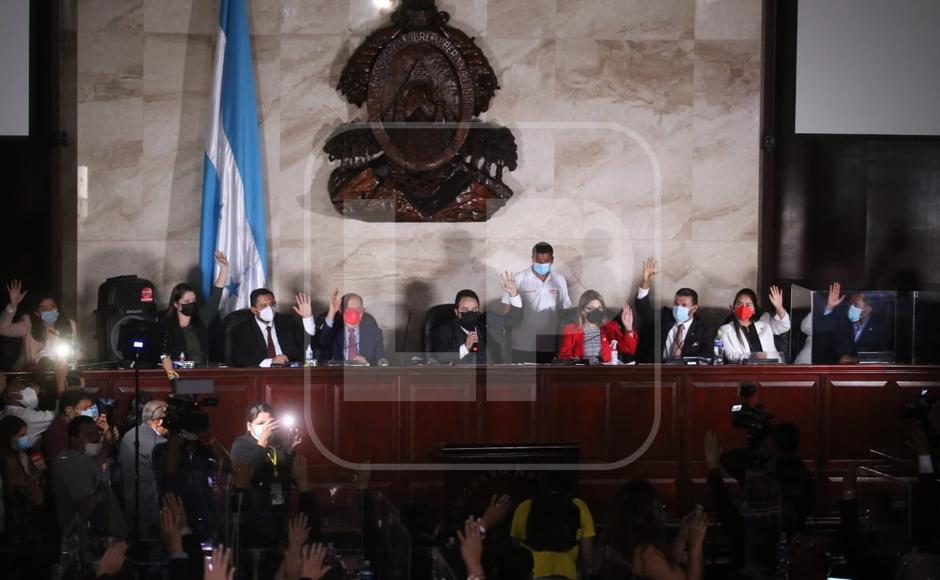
[558, 290, 638, 363]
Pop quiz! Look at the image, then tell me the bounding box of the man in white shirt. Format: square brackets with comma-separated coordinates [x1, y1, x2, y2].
[0, 366, 68, 448]
[500, 242, 572, 363]
[634, 257, 715, 362]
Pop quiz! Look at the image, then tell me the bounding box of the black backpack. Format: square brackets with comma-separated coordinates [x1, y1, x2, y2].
[525, 492, 581, 552]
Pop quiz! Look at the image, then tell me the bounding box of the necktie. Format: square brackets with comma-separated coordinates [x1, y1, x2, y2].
[671, 324, 685, 359]
[266, 326, 276, 358]
[347, 328, 358, 360]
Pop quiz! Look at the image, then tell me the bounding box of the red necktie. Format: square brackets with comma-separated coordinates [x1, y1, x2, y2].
[671, 324, 685, 359]
[266, 326, 276, 358]
[347, 328, 358, 360]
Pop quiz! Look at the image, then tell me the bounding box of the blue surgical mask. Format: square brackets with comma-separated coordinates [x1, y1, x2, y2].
[847, 305, 863, 323]
[672, 306, 691, 323]
[15, 435, 29, 451]
[532, 263, 551, 276]
[252, 424, 264, 440]
[41, 309, 59, 324]
[80, 406, 98, 419]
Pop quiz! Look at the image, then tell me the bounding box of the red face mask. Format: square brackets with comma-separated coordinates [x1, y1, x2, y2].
[343, 308, 362, 327]
[734, 305, 754, 321]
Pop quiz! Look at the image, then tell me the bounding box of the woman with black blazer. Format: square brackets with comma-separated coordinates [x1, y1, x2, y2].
[159, 251, 228, 367]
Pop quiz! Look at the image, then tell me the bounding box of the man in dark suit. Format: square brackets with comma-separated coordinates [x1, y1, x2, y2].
[317, 290, 388, 365]
[815, 282, 890, 364]
[431, 289, 494, 364]
[634, 257, 716, 362]
[228, 288, 314, 367]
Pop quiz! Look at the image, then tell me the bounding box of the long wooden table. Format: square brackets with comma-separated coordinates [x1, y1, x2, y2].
[82, 364, 940, 518]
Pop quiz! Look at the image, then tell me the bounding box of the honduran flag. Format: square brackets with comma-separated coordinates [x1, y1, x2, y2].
[199, 0, 267, 314]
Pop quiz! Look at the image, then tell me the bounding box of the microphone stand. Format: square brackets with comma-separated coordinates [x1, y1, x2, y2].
[133, 345, 142, 539]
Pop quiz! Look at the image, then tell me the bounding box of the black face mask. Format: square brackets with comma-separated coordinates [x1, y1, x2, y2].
[459, 311, 481, 330]
[585, 309, 606, 325]
[179, 303, 197, 317]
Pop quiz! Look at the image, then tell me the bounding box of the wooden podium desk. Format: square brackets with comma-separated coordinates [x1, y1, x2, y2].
[81, 364, 939, 516]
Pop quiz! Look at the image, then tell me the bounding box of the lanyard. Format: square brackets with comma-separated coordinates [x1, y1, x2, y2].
[267, 447, 278, 478]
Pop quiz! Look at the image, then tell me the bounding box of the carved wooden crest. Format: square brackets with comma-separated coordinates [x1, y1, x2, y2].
[324, 0, 518, 222]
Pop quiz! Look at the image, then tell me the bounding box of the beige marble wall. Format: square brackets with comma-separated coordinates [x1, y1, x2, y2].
[75, 0, 762, 353]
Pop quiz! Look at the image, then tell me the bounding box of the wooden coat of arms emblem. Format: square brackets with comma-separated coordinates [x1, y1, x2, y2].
[324, 0, 518, 222]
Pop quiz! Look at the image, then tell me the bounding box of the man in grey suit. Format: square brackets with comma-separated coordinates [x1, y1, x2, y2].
[119, 399, 168, 537]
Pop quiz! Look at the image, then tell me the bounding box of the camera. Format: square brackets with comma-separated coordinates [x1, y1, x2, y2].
[902, 388, 937, 427]
[163, 378, 217, 436]
[730, 382, 774, 444]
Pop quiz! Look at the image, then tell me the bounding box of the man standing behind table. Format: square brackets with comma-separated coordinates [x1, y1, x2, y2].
[500, 242, 572, 363]
[634, 257, 716, 362]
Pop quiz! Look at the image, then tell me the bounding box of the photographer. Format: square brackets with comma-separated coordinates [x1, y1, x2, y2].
[231, 402, 318, 577]
[118, 399, 167, 538]
[154, 402, 231, 540]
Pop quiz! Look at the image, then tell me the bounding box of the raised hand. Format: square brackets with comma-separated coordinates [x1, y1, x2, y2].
[641, 257, 658, 289]
[213, 251, 230, 288]
[163, 493, 189, 530]
[768, 285, 786, 313]
[481, 494, 512, 529]
[621, 303, 634, 331]
[204, 545, 235, 580]
[160, 504, 183, 555]
[687, 511, 708, 548]
[300, 543, 331, 580]
[327, 289, 341, 317]
[500, 271, 518, 297]
[288, 513, 310, 553]
[827, 282, 845, 311]
[6, 279, 27, 309]
[293, 292, 313, 319]
[457, 516, 485, 577]
[96, 541, 128, 578]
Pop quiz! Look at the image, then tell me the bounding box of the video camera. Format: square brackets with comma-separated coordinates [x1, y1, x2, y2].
[164, 378, 218, 436]
[730, 382, 774, 444]
[902, 388, 937, 428]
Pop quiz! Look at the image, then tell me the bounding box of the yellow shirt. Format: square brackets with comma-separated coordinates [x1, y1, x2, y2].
[510, 497, 596, 580]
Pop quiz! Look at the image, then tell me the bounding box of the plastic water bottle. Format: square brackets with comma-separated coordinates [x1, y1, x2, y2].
[305, 345, 315, 367]
[359, 560, 375, 580]
[608, 340, 619, 365]
[713, 332, 724, 365]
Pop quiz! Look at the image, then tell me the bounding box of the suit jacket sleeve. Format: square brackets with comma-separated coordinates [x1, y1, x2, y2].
[317, 317, 338, 353]
[432, 322, 459, 353]
[370, 325, 387, 363]
[602, 320, 638, 355]
[229, 322, 260, 367]
[687, 321, 716, 358]
[558, 325, 581, 359]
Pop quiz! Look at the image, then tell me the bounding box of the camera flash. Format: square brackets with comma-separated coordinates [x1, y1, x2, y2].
[282, 414, 296, 428]
[55, 343, 71, 359]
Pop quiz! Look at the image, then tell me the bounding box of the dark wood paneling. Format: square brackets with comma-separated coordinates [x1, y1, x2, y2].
[82, 365, 935, 516]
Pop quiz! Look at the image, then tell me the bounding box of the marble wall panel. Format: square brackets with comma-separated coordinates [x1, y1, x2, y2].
[74, 0, 763, 356]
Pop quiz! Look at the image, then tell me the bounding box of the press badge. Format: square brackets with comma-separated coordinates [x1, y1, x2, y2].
[270, 483, 285, 506]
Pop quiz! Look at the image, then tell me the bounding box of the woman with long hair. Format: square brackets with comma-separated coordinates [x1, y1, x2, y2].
[558, 290, 638, 363]
[604, 480, 707, 580]
[159, 250, 229, 367]
[0, 280, 77, 370]
[718, 286, 790, 363]
[0, 415, 44, 537]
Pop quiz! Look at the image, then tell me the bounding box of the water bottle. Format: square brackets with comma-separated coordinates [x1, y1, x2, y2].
[359, 559, 375, 580]
[713, 332, 724, 365]
[608, 340, 619, 365]
[305, 344, 315, 367]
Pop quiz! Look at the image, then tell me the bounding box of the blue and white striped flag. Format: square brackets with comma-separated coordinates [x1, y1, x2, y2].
[199, 0, 267, 315]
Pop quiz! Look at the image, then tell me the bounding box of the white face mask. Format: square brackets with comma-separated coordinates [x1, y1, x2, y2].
[257, 306, 275, 323]
[251, 424, 265, 440]
[18, 387, 39, 410]
[84, 442, 102, 457]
